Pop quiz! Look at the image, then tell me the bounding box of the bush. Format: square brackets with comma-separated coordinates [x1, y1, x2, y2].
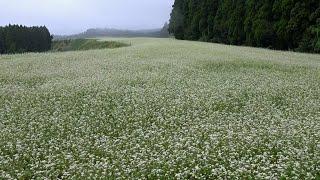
[51, 39, 129, 52]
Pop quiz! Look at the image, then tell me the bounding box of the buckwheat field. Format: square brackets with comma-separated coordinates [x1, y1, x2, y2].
[0, 38, 320, 179]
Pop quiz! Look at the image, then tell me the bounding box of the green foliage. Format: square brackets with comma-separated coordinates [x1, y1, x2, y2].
[0, 24, 52, 54]
[169, 0, 320, 53]
[51, 39, 129, 52]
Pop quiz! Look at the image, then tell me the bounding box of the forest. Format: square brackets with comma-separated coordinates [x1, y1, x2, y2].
[169, 0, 320, 53]
[0, 24, 52, 54]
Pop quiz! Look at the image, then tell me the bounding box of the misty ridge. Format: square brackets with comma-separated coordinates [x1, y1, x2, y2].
[54, 23, 170, 40]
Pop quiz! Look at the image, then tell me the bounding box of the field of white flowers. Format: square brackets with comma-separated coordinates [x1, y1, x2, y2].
[0, 38, 320, 179]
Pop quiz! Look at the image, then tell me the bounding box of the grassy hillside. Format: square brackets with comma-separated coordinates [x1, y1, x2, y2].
[51, 39, 129, 52]
[0, 38, 319, 179]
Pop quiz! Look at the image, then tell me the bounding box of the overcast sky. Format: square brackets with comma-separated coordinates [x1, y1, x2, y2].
[0, 0, 174, 35]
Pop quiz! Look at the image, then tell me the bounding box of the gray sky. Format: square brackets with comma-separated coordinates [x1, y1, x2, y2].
[0, 0, 174, 35]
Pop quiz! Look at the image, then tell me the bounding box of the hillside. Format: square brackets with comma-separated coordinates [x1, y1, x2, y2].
[54, 26, 169, 40]
[0, 38, 320, 179]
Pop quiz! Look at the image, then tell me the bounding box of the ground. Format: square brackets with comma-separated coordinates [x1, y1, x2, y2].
[0, 38, 319, 179]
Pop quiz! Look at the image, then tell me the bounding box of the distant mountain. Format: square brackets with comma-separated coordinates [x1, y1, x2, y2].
[54, 25, 169, 40]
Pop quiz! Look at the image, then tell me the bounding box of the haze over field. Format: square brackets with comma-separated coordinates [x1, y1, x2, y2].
[0, 0, 174, 35]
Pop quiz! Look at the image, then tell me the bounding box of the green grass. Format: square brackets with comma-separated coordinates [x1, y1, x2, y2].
[51, 39, 129, 52]
[0, 38, 320, 179]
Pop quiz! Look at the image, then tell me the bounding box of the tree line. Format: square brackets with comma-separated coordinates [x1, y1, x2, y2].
[0, 24, 52, 54]
[169, 0, 320, 53]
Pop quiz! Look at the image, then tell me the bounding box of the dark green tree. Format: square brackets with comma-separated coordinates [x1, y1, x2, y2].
[169, 0, 320, 53]
[0, 27, 4, 54]
[169, 0, 185, 39]
[0, 24, 52, 54]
